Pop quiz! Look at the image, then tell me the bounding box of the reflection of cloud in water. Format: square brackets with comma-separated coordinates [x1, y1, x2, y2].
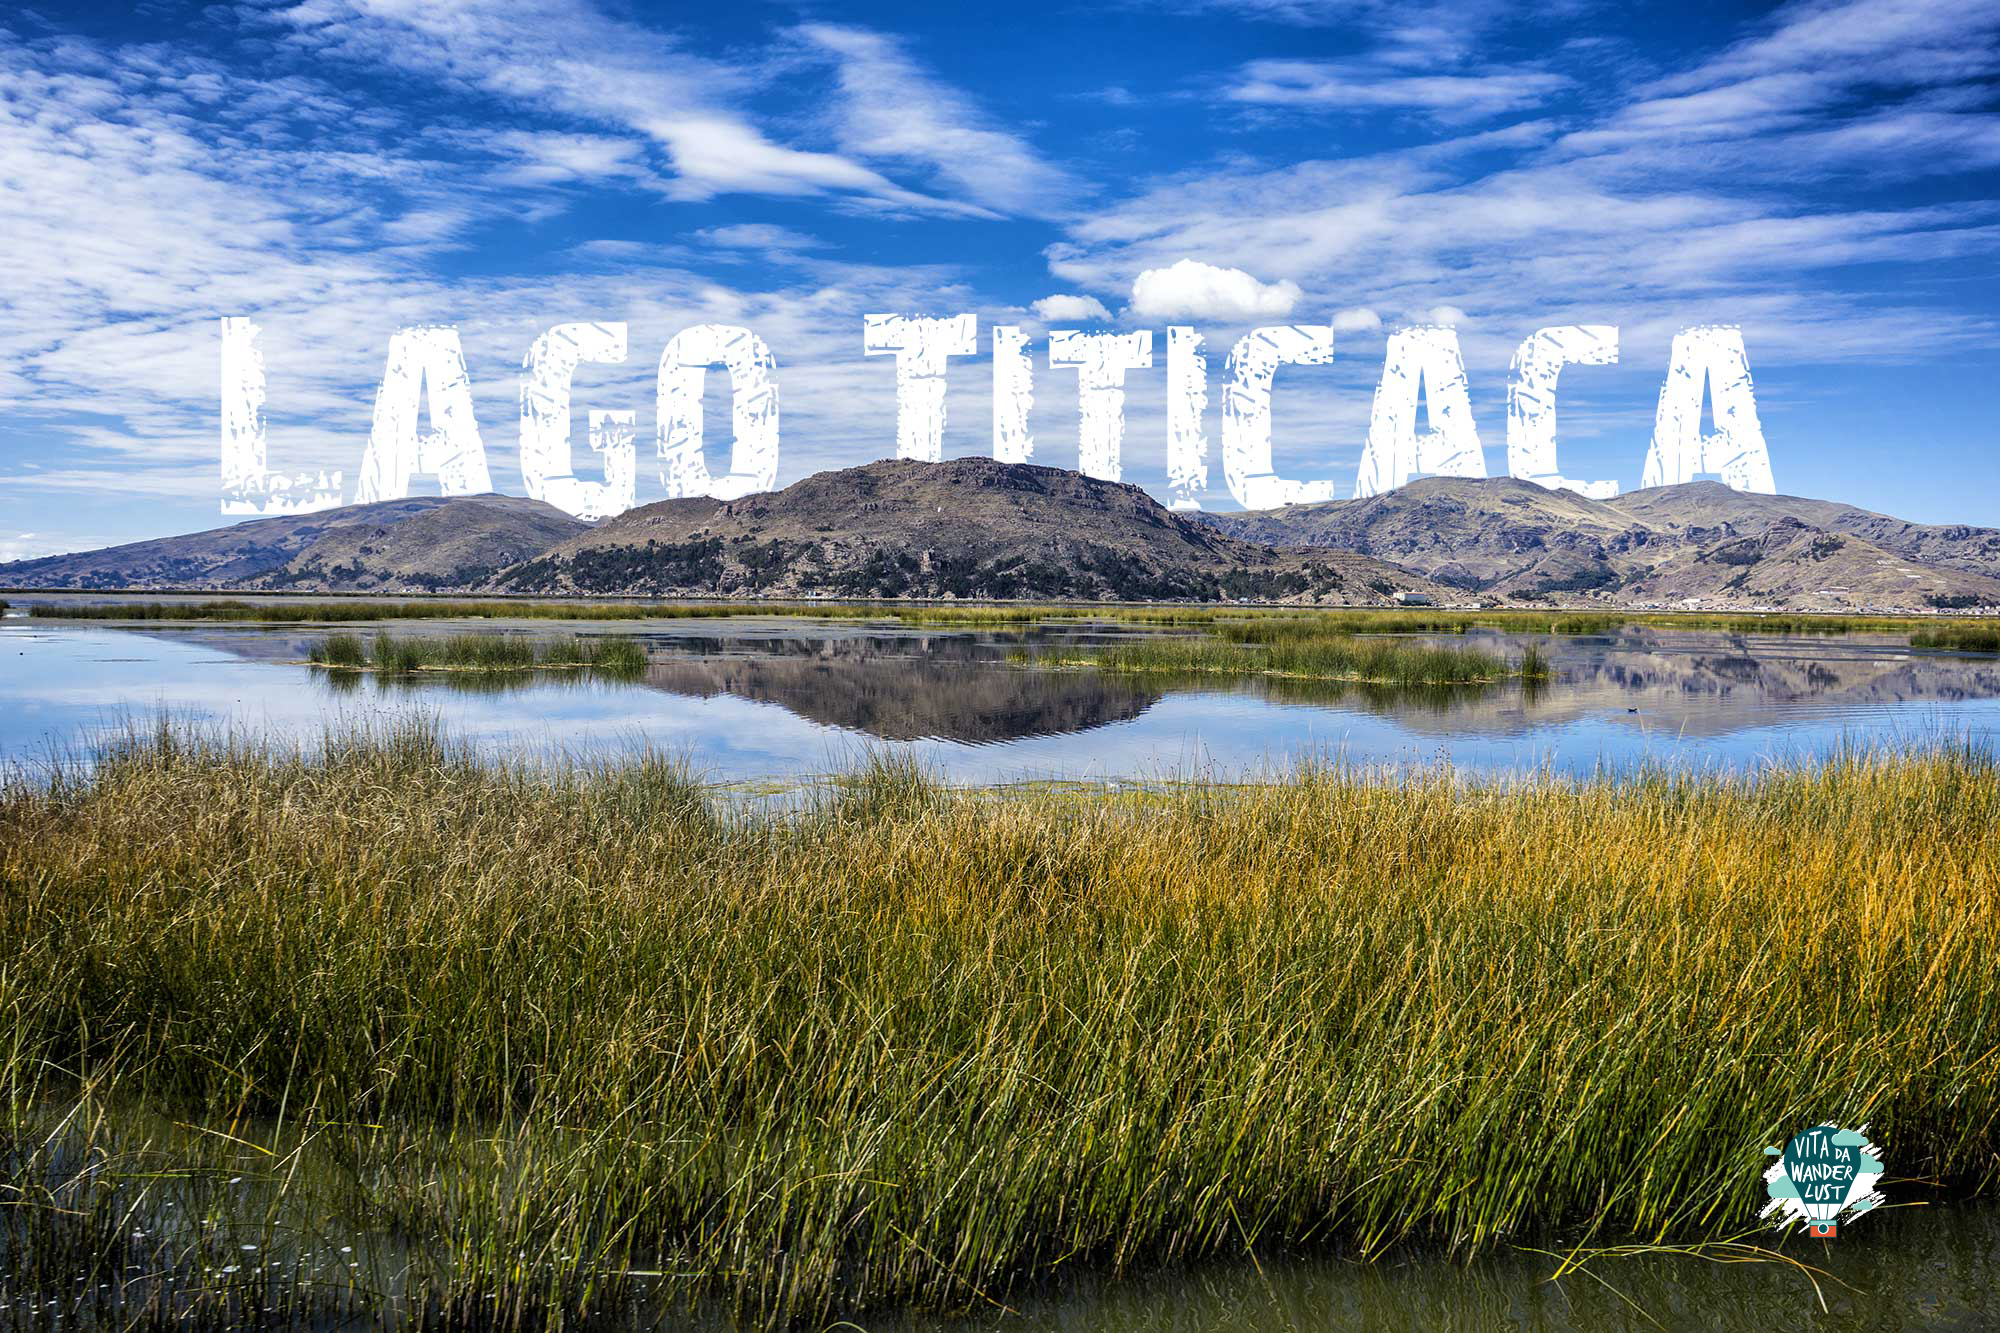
[154, 626, 1166, 745]
[7, 620, 2000, 784]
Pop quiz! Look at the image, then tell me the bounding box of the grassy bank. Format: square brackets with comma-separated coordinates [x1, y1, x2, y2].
[31, 596, 899, 625]
[3, 725, 1997, 1326]
[24, 597, 1222, 629]
[308, 630, 648, 674]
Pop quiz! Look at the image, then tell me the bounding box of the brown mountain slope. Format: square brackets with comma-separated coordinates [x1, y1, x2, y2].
[0, 497, 450, 590]
[1605, 481, 2000, 580]
[1193, 476, 1639, 591]
[1193, 476, 2000, 610]
[0, 495, 586, 593]
[244, 496, 588, 593]
[493, 458, 1447, 603]
[1617, 517, 2000, 608]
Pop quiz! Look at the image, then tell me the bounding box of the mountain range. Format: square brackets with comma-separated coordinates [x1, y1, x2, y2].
[4, 461, 1997, 611]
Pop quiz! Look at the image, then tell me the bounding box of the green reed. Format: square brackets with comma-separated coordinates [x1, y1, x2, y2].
[306, 631, 647, 675]
[3, 723, 1996, 1326]
[309, 631, 367, 667]
[1911, 624, 2000, 654]
[1038, 619, 1517, 685]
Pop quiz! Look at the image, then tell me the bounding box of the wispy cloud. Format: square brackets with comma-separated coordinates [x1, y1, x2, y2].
[268, 0, 974, 214]
[1050, 0, 2000, 370]
[694, 224, 828, 254]
[1225, 58, 1566, 120]
[0, 19, 1014, 531]
[1558, 0, 2000, 173]
[791, 23, 1080, 219]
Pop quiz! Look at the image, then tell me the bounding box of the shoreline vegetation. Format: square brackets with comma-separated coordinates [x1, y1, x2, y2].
[307, 630, 647, 675]
[22, 596, 2000, 642]
[4, 723, 1997, 1327]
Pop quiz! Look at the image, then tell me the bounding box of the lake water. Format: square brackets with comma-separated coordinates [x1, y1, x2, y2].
[7, 601, 2000, 784]
[875, 1200, 2000, 1332]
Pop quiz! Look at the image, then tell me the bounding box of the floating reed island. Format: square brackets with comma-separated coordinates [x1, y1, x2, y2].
[3, 722, 1997, 1327]
[1024, 618, 1551, 685]
[307, 630, 648, 675]
[1910, 623, 2000, 653]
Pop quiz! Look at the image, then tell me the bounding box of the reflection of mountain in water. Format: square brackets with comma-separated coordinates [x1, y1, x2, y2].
[641, 636, 1159, 743]
[121, 620, 2000, 749]
[146, 624, 1163, 746]
[1386, 627, 2000, 738]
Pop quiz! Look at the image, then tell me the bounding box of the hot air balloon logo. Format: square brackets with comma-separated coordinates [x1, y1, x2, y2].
[1761, 1123, 1885, 1237]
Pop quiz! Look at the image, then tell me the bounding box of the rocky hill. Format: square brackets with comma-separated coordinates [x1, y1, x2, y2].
[491, 458, 1440, 603]
[0, 495, 585, 593]
[1195, 477, 2000, 611]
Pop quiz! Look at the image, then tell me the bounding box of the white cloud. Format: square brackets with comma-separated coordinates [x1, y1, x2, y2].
[1419, 305, 1467, 325]
[1128, 260, 1302, 320]
[1331, 307, 1382, 332]
[1031, 294, 1114, 323]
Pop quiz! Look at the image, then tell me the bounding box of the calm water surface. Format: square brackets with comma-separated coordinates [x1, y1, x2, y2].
[7, 604, 2000, 782]
[871, 1201, 1999, 1332]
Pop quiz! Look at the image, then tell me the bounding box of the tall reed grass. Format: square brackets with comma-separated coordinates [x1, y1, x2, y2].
[3, 723, 1997, 1326]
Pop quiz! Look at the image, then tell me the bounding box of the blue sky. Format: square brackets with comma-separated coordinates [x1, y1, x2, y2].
[2, 0, 1997, 558]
